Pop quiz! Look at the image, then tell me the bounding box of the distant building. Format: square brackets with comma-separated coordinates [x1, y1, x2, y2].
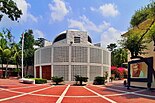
[34, 30, 111, 81]
[44, 40, 52, 46]
[0, 64, 21, 77]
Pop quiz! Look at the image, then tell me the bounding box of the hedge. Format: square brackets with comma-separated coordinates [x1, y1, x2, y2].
[34, 78, 47, 84]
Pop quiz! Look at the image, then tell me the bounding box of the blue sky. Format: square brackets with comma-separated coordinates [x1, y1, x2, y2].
[0, 0, 150, 48]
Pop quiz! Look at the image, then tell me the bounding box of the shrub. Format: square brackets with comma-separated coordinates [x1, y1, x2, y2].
[123, 70, 128, 78]
[25, 75, 34, 78]
[34, 78, 47, 84]
[93, 76, 105, 85]
[74, 75, 88, 85]
[111, 68, 124, 79]
[110, 77, 114, 82]
[51, 76, 64, 85]
[104, 72, 108, 80]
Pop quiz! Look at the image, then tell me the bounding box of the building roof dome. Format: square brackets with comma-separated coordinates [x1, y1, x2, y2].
[53, 30, 92, 44]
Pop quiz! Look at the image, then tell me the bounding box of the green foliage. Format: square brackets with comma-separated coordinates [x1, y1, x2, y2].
[93, 76, 105, 85]
[146, 22, 155, 43]
[104, 71, 108, 80]
[19, 30, 35, 75]
[111, 48, 128, 67]
[34, 78, 47, 84]
[130, 1, 155, 27]
[11, 43, 21, 66]
[110, 77, 114, 82]
[123, 70, 128, 78]
[106, 43, 127, 67]
[0, 0, 22, 21]
[0, 29, 15, 78]
[111, 68, 127, 79]
[13, 68, 21, 72]
[51, 76, 64, 85]
[121, 1, 155, 59]
[107, 43, 117, 51]
[0, 29, 40, 78]
[111, 68, 123, 79]
[25, 74, 34, 78]
[35, 38, 45, 48]
[119, 34, 147, 58]
[131, 9, 149, 27]
[74, 75, 88, 85]
[3, 49, 11, 58]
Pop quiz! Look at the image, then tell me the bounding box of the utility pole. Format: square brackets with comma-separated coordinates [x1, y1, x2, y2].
[22, 33, 24, 78]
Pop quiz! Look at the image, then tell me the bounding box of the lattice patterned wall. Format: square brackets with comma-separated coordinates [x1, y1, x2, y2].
[103, 66, 109, 77]
[106, 52, 110, 65]
[90, 48, 102, 63]
[71, 46, 87, 62]
[53, 65, 69, 81]
[35, 50, 40, 65]
[71, 65, 87, 81]
[90, 66, 101, 81]
[41, 47, 51, 64]
[103, 50, 110, 65]
[53, 46, 69, 62]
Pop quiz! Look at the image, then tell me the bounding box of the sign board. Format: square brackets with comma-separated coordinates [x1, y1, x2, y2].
[130, 62, 148, 78]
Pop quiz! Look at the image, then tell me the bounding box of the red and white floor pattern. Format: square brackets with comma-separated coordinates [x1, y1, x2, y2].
[0, 79, 155, 103]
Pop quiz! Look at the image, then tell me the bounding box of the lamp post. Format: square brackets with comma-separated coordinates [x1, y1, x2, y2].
[21, 33, 24, 78]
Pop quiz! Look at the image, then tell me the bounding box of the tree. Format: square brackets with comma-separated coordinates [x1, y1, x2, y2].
[0, 0, 22, 21]
[120, 33, 147, 58]
[124, 1, 155, 58]
[19, 30, 35, 76]
[74, 75, 88, 86]
[120, 1, 155, 58]
[35, 38, 45, 48]
[51, 76, 63, 85]
[3, 48, 12, 78]
[0, 29, 14, 78]
[107, 43, 117, 51]
[107, 43, 127, 67]
[0, 37, 7, 77]
[112, 48, 128, 67]
[93, 76, 105, 85]
[11, 43, 21, 77]
[130, 1, 155, 27]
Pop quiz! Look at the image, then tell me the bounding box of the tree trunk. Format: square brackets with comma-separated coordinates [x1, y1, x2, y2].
[1, 63, 4, 78]
[5, 63, 9, 78]
[80, 81, 83, 85]
[16, 64, 20, 78]
[1, 57, 4, 78]
[26, 65, 28, 76]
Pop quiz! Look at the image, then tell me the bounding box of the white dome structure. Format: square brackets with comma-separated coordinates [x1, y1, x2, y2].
[34, 30, 111, 81]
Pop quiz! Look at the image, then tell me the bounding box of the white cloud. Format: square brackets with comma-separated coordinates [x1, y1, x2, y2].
[91, 3, 119, 17]
[90, 7, 95, 11]
[68, 15, 110, 33]
[13, 0, 38, 22]
[83, 8, 86, 11]
[99, 3, 119, 17]
[0, 0, 37, 27]
[101, 27, 123, 47]
[68, 19, 86, 31]
[33, 29, 44, 39]
[48, 0, 69, 21]
[68, 15, 123, 48]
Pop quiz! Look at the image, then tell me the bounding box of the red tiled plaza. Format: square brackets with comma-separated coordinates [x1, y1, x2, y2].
[0, 79, 154, 103]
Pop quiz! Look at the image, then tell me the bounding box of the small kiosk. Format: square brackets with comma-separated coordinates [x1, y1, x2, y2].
[127, 57, 155, 89]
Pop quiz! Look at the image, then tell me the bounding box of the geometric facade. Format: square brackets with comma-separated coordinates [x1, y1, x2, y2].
[34, 30, 111, 81]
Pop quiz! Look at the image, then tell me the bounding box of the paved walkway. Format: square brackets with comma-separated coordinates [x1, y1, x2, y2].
[0, 79, 155, 103]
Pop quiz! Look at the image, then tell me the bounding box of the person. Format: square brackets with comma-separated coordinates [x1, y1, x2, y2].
[132, 63, 143, 77]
